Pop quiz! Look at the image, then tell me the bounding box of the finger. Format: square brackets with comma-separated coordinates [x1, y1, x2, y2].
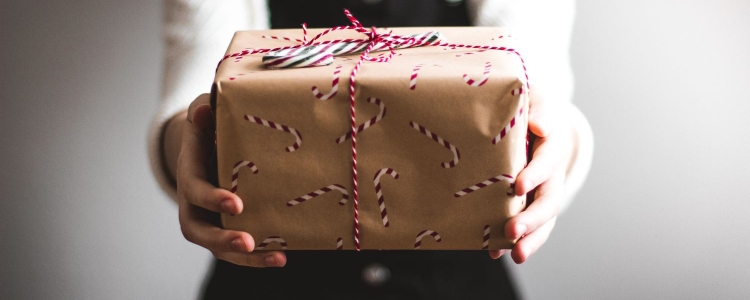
[514, 133, 569, 196]
[180, 176, 242, 214]
[506, 171, 564, 240]
[510, 216, 556, 264]
[488, 249, 508, 259]
[178, 122, 242, 214]
[527, 90, 559, 138]
[217, 250, 287, 268]
[179, 203, 255, 254]
[187, 94, 210, 125]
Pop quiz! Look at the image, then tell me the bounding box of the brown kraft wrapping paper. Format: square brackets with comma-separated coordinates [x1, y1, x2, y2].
[212, 27, 529, 250]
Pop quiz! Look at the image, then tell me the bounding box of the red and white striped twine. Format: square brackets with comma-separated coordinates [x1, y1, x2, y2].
[336, 237, 343, 250]
[454, 174, 515, 198]
[230, 160, 257, 194]
[311, 65, 342, 100]
[492, 107, 524, 144]
[335, 97, 385, 144]
[244, 114, 302, 152]
[217, 9, 530, 251]
[409, 121, 460, 168]
[414, 230, 442, 250]
[256, 236, 288, 250]
[463, 61, 492, 87]
[287, 184, 349, 206]
[373, 168, 399, 227]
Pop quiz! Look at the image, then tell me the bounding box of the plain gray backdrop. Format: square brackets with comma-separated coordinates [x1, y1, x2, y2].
[1, 0, 749, 299]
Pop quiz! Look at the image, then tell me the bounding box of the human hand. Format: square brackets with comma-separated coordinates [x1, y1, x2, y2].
[489, 90, 577, 264]
[174, 94, 287, 267]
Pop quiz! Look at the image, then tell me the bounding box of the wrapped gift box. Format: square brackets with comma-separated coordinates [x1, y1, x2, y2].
[212, 27, 529, 250]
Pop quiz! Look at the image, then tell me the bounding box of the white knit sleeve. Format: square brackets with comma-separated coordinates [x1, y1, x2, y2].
[147, 0, 269, 201]
[468, 0, 592, 213]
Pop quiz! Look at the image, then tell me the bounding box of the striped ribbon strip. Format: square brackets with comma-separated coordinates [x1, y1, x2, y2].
[262, 31, 446, 69]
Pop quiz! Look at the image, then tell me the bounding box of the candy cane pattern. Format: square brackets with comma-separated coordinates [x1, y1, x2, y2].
[261, 35, 304, 43]
[455, 49, 486, 57]
[244, 114, 302, 152]
[409, 64, 423, 90]
[311, 65, 342, 100]
[256, 236, 288, 250]
[511, 86, 525, 95]
[491, 107, 524, 144]
[463, 61, 491, 87]
[373, 168, 399, 227]
[287, 184, 349, 206]
[335, 97, 385, 144]
[414, 230, 442, 250]
[336, 237, 343, 250]
[230, 160, 258, 193]
[454, 174, 515, 198]
[408, 64, 442, 90]
[482, 225, 491, 250]
[409, 121, 460, 168]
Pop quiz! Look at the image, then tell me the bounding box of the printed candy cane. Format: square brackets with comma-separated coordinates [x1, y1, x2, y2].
[482, 225, 491, 250]
[335, 97, 385, 144]
[256, 236, 288, 250]
[414, 230, 442, 250]
[287, 184, 349, 206]
[230, 161, 258, 194]
[454, 174, 515, 198]
[455, 49, 486, 57]
[463, 61, 491, 87]
[311, 65, 342, 100]
[373, 168, 399, 227]
[491, 107, 524, 144]
[511, 86, 525, 96]
[408, 64, 442, 90]
[336, 237, 343, 250]
[409, 64, 424, 90]
[261, 35, 304, 43]
[244, 114, 302, 152]
[409, 121, 460, 168]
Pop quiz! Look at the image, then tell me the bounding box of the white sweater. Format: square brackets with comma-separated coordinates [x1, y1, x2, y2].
[148, 0, 593, 212]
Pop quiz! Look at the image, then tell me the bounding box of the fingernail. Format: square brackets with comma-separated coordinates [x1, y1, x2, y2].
[515, 224, 527, 239]
[498, 249, 508, 257]
[265, 255, 277, 266]
[230, 237, 244, 251]
[220, 199, 235, 213]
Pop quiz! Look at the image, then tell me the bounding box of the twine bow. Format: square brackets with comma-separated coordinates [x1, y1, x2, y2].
[216, 9, 530, 251]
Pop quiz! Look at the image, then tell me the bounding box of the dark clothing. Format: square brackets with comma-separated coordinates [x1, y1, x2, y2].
[203, 251, 520, 299]
[202, 1, 521, 299]
[269, 0, 471, 29]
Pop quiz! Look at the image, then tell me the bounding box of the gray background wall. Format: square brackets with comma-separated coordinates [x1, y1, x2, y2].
[1, 0, 748, 299]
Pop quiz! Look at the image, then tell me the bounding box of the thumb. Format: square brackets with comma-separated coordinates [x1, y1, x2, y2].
[527, 91, 555, 138]
[187, 94, 214, 132]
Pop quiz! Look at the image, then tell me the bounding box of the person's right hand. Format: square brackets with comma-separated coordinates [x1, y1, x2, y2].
[175, 93, 287, 267]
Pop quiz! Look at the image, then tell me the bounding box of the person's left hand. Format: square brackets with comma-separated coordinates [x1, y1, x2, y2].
[489, 90, 577, 264]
